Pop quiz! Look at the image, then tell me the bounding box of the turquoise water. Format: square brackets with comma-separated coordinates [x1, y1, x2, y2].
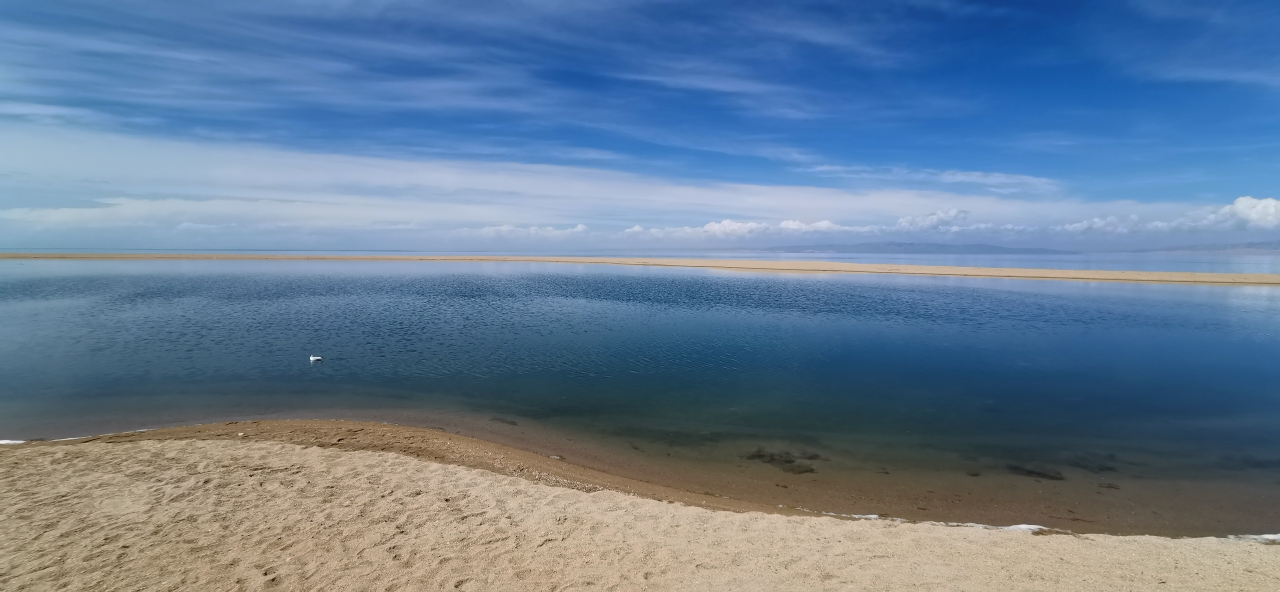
[2, 259, 1280, 481]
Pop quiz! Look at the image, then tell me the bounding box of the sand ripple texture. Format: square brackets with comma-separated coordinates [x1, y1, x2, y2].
[1, 440, 1277, 591]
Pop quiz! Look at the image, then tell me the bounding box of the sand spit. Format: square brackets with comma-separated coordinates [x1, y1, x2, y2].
[2, 437, 1278, 590]
[5, 252, 1280, 286]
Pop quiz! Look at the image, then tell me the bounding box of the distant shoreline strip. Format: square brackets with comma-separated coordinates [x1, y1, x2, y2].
[3, 253, 1280, 286]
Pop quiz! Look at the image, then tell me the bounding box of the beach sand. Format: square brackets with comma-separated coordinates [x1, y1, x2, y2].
[2, 424, 1277, 590]
[4, 252, 1280, 286]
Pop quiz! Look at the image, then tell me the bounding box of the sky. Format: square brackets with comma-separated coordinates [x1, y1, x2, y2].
[1, 0, 1279, 252]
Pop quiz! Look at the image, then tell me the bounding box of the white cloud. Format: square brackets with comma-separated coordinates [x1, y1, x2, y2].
[1056, 215, 1139, 234]
[0, 197, 432, 229]
[456, 224, 590, 239]
[642, 215, 952, 239]
[642, 219, 774, 239]
[1054, 197, 1280, 234]
[1229, 196, 1280, 228]
[1, 124, 1276, 249]
[932, 171, 1059, 194]
[631, 211, 1019, 241]
[625, 198, 1280, 243]
[778, 219, 874, 232]
[0, 101, 99, 118]
[894, 208, 968, 231]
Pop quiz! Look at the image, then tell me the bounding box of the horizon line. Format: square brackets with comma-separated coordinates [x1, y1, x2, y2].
[4, 253, 1279, 287]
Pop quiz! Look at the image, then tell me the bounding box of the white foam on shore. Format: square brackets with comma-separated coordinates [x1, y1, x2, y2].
[48, 428, 154, 442]
[1229, 534, 1280, 544]
[919, 520, 1050, 533]
[817, 509, 1049, 533]
[821, 511, 881, 520]
[810, 513, 1271, 542]
[1, 428, 156, 446]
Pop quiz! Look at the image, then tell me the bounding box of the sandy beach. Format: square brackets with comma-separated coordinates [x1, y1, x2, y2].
[4, 252, 1280, 286]
[2, 422, 1277, 591]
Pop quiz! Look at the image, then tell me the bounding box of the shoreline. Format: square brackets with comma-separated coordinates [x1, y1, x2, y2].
[4, 252, 1280, 286]
[11, 419, 791, 517]
[3, 430, 1278, 590]
[9, 418, 1280, 539]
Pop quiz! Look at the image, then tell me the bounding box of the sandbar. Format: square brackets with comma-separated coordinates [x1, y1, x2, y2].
[4, 252, 1280, 286]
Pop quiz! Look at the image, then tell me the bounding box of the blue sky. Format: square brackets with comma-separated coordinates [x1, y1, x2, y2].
[1, 0, 1278, 251]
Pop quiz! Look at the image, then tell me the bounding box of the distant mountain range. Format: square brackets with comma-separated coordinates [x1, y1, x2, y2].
[1131, 240, 1280, 253]
[766, 242, 1077, 255]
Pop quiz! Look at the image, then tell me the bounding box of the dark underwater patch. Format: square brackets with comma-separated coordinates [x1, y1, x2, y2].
[1006, 463, 1065, 480]
[743, 448, 829, 474]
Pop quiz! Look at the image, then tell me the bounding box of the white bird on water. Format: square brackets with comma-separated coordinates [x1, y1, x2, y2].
[309, 355, 323, 362]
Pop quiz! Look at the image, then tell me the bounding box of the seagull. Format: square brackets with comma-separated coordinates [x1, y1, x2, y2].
[309, 355, 323, 362]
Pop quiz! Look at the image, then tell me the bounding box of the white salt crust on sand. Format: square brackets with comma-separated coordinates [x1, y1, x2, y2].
[1, 439, 1277, 591]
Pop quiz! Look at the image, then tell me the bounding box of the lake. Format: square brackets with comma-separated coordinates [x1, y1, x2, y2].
[3, 259, 1279, 535]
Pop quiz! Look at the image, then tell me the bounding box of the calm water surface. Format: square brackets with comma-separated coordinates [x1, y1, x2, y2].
[3, 259, 1280, 480]
[697, 251, 1280, 273]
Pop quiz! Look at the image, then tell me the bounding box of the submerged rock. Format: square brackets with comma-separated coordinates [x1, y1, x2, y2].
[1062, 451, 1118, 473]
[1006, 463, 1065, 480]
[743, 448, 827, 474]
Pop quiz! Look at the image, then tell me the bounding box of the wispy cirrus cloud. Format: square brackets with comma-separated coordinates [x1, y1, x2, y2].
[1093, 0, 1280, 88]
[800, 165, 1062, 195]
[620, 60, 825, 120]
[0, 0, 985, 161]
[0, 15, 565, 116]
[0, 2, 904, 115]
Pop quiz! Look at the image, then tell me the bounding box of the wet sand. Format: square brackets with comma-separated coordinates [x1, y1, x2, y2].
[4, 252, 1280, 286]
[12, 418, 1280, 538]
[2, 428, 1277, 591]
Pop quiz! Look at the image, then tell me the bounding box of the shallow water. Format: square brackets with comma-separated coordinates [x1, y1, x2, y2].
[2, 259, 1280, 488]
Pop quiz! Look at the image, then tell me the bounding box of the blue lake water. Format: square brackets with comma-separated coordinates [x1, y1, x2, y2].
[3, 259, 1280, 485]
